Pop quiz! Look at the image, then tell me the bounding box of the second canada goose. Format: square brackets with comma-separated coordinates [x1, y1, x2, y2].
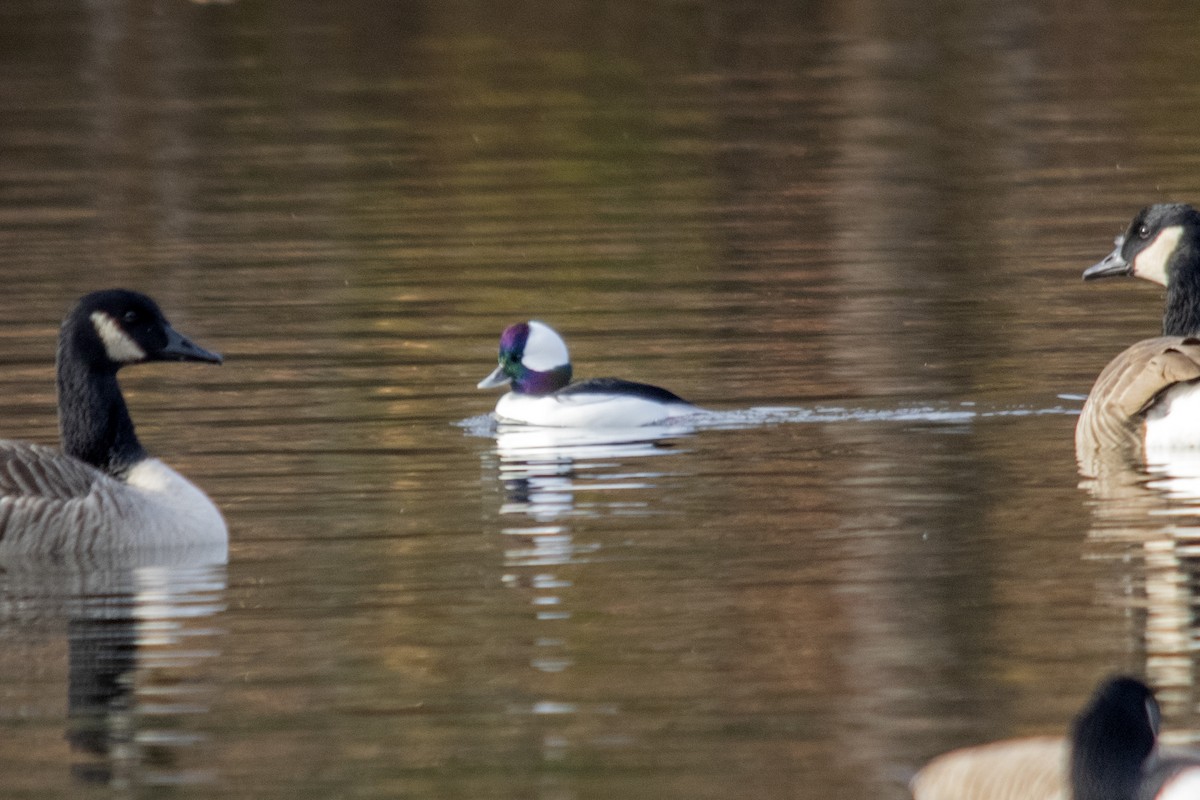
[1077, 204, 1200, 462]
[0, 290, 227, 556]
[911, 676, 1200, 800]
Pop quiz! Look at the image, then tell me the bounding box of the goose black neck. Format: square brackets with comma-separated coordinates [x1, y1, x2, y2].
[1069, 688, 1157, 800]
[56, 339, 146, 477]
[1163, 228, 1200, 336]
[1071, 732, 1150, 800]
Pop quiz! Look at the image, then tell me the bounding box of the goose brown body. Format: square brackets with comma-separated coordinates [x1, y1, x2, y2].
[912, 736, 1067, 800]
[1076, 337, 1200, 465]
[1077, 204, 1200, 466]
[911, 677, 1200, 800]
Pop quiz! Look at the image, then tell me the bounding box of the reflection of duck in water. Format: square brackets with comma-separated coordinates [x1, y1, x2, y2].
[493, 423, 690, 523]
[478, 321, 698, 427]
[1076, 205, 1200, 471]
[912, 676, 1200, 800]
[0, 290, 226, 556]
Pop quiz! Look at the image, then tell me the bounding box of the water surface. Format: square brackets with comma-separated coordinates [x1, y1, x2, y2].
[2, 1, 1200, 797]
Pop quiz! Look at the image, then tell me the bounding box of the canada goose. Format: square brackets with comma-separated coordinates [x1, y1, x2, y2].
[1077, 204, 1200, 463]
[0, 290, 226, 556]
[911, 676, 1200, 800]
[478, 320, 698, 427]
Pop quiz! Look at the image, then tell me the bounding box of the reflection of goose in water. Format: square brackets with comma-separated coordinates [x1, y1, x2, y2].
[0, 551, 225, 788]
[0, 290, 226, 556]
[912, 676, 1200, 800]
[1075, 442, 1200, 723]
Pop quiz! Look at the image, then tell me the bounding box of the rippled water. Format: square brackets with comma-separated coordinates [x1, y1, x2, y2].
[4, 1, 1200, 797]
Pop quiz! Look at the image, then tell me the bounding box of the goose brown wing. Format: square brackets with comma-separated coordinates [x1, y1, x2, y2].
[1076, 337, 1200, 463]
[0, 442, 102, 500]
[911, 736, 1067, 800]
[0, 443, 124, 554]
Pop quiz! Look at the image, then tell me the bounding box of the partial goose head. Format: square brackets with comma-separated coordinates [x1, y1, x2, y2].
[911, 676, 1200, 800]
[1077, 205, 1200, 465]
[0, 290, 226, 556]
[478, 321, 698, 428]
[1083, 203, 1200, 336]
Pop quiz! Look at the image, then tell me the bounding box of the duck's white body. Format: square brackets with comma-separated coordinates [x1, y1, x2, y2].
[494, 386, 698, 427]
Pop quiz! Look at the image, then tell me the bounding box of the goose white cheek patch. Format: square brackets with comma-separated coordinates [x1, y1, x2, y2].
[90, 311, 146, 362]
[1134, 225, 1184, 286]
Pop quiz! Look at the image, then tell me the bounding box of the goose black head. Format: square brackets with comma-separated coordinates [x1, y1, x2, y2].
[55, 290, 221, 474]
[1084, 204, 1200, 286]
[1084, 204, 1200, 336]
[63, 289, 222, 371]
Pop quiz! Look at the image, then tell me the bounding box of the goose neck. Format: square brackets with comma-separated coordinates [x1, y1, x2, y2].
[1162, 229, 1200, 336]
[56, 350, 145, 476]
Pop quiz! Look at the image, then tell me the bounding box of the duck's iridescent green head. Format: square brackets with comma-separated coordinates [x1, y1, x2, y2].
[477, 321, 572, 396]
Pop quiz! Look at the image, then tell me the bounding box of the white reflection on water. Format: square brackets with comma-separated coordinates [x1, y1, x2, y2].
[478, 421, 692, 765]
[489, 421, 691, 524]
[1081, 446, 1200, 725]
[468, 400, 1086, 772]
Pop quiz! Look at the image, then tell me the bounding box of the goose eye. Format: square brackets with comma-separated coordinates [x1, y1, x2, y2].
[1138, 224, 1151, 239]
[122, 310, 139, 324]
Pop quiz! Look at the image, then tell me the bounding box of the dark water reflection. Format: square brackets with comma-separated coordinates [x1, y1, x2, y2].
[4, 0, 1200, 797]
[0, 555, 224, 793]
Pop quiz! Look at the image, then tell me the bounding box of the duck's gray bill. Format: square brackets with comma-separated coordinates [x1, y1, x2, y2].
[477, 364, 510, 389]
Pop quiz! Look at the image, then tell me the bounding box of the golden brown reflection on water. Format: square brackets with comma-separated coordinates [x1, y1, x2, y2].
[3, 0, 1200, 797]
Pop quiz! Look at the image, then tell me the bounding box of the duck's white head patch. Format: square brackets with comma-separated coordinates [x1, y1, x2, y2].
[1133, 224, 1183, 287]
[523, 321, 570, 370]
[90, 311, 146, 363]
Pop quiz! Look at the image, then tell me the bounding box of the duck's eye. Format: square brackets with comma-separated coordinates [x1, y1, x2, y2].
[1138, 224, 1151, 239]
[122, 310, 139, 324]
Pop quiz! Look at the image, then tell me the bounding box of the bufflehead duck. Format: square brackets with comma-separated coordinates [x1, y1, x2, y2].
[477, 321, 699, 427]
[0, 290, 227, 556]
[1077, 204, 1200, 464]
[911, 676, 1200, 800]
